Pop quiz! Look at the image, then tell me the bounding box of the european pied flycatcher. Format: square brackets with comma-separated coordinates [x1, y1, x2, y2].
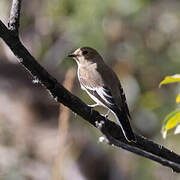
[68, 47, 136, 142]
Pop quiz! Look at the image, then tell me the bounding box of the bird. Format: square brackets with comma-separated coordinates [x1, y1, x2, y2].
[68, 47, 136, 142]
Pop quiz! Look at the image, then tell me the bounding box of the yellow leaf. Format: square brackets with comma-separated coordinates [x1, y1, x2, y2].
[176, 93, 180, 104]
[159, 74, 180, 87]
[162, 109, 180, 138]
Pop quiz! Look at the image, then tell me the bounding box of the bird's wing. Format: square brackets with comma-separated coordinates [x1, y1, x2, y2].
[118, 84, 131, 118]
[95, 86, 116, 106]
[97, 84, 131, 119]
[79, 77, 115, 108]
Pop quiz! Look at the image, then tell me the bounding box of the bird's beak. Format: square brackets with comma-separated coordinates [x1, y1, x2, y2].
[68, 53, 77, 58]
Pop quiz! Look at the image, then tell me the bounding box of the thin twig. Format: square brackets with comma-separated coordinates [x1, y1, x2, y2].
[8, 0, 22, 33]
[106, 134, 180, 173]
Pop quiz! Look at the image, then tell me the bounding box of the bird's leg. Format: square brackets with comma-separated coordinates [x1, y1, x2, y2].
[88, 104, 99, 116]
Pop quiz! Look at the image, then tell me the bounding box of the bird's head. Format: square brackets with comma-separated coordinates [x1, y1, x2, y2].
[68, 47, 103, 65]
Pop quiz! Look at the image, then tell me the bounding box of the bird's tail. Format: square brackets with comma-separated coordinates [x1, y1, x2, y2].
[112, 110, 136, 142]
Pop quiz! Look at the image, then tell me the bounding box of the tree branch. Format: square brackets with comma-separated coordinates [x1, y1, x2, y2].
[8, 0, 22, 33]
[0, 0, 180, 173]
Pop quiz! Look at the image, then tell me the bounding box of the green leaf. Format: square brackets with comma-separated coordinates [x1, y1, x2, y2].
[159, 74, 180, 87]
[176, 93, 180, 104]
[162, 109, 180, 139]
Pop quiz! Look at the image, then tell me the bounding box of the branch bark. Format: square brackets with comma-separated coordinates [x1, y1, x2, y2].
[0, 0, 180, 173]
[8, 0, 22, 33]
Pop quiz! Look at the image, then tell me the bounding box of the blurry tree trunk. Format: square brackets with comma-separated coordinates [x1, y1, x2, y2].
[53, 68, 76, 180]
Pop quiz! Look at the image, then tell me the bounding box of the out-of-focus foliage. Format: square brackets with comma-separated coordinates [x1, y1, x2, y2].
[176, 93, 180, 104]
[159, 74, 180, 87]
[0, 0, 180, 179]
[161, 109, 180, 138]
[160, 74, 180, 138]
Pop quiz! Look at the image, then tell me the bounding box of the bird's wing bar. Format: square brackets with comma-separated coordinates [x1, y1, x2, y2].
[87, 86, 115, 108]
[96, 87, 115, 106]
[79, 77, 115, 108]
[101, 86, 131, 120]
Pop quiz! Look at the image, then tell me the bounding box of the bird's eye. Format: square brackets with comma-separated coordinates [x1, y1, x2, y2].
[82, 50, 88, 55]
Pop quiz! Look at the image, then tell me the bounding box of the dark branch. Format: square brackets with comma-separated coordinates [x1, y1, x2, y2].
[106, 135, 180, 173]
[0, 20, 180, 173]
[8, 0, 22, 33]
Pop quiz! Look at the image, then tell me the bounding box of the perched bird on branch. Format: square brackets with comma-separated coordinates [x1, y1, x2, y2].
[68, 47, 136, 142]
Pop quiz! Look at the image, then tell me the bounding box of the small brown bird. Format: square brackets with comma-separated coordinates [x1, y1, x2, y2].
[68, 47, 136, 142]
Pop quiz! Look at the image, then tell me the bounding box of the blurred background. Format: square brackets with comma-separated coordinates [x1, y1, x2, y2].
[0, 0, 180, 179]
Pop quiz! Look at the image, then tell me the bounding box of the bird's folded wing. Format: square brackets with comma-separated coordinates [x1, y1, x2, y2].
[80, 77, 115, 108]
[80, 77, 131, 120]
[118, 84, 131, 118]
